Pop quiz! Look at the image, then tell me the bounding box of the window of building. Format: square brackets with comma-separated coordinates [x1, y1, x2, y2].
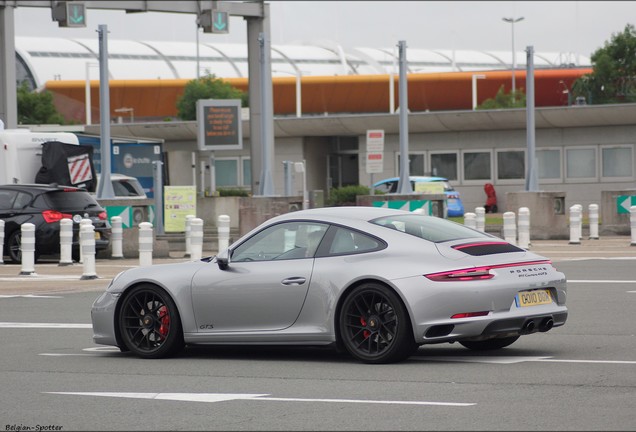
[496, 150, 525, 181]
[566, 147, 597, 181]
[215, 158, 238, 187]
[430, 152, 458, 180]
[242, 157, 251, 186]
[462, 151, 492, 182]
[601, 146, 633, 180]
[397, 153, 426, 176]
[536, 148, 562, 181]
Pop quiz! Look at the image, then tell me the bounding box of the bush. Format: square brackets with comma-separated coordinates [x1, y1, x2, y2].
[217, 187, 250, 197]
[327, 185, 370, 206]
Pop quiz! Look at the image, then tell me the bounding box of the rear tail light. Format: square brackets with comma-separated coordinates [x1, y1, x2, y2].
[425, 260, 552, 282]
[98, 211, 107, 220]
[451, 311, 490, 319]
[42, 210, 73, 223]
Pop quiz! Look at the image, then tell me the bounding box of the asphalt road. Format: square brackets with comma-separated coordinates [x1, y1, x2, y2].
[0, 242, 635, 431]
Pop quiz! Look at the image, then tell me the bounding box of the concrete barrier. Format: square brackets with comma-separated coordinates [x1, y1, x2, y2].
[110, 216, 124, 259]
[184, 214, 195, 258]
[217, 215, 230, 252]
[80, 224, 97, 280]
[518, 207, 530, 249]
[464, 212, 477, 230]
[59, 218, 73, 266]
[19, 223, 36, 275]
[589, 204, 599, 240]
[503, 212, 516, 245]
[475, 207, 485, 232]
[138, 222, 153, 267]
[190, 218, 203, 260]
[569, 205, 581, 245]
[0, 220, 4, 265]
[631, 206, 636, 246]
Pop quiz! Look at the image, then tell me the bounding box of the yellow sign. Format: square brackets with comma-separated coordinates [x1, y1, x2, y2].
[164, 186, 197, 232]
[414, 182, 444, 194]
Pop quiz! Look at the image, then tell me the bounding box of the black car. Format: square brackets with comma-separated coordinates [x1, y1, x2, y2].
[0, 184, 111, 263]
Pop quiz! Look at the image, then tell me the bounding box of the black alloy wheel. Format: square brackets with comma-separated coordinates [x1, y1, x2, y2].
[339, 283, 416, 364]
[459, 335, 520, 351]
[7, 231, 22, 264]
[118, 285, 184, 359]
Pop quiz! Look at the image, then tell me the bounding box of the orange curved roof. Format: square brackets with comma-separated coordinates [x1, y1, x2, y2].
[45, 68, 592, 123]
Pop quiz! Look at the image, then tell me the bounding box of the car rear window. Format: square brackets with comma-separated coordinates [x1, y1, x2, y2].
[37, 190, 102, 211]
[371, 214, 491, 243]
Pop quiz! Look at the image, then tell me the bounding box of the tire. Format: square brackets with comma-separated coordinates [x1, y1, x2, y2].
[339, 283, 416, 364]
[459, 335, 520, 351]
[7, 231, 22, 264]
[118, 284, 184, 359]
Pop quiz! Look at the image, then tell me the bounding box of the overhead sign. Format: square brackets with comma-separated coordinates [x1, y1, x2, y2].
[366, 129, 385, 174]
[52, 1, 87, 28]
[212, 10, 229, 34]
[617, 195, 636, 214]
[197, 99, 243, 151]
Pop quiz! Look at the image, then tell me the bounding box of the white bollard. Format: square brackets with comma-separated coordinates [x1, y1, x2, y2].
[631, 206, 636, 246]
[19, 223, 36, 275]
[475, 207, 486, 232]
[217, 214, 230, 253]
[79, 223, 97, 280]
[464, 212, 477, 230]
[79, 218, 93, 263]
[138, 222, 154, 267]
[59, 218, 73, 266]
[575, 204, 583, 240]
[190, 218, 204, 261]
[184, 214, 195, 258]
[0, 219, 4, 265]
[517, 207, 530, 249]
[569, 205, 581, 245]
[588, 204, 599, 240]
[110, 216, 124, 258]
[503, 212, 517, 245]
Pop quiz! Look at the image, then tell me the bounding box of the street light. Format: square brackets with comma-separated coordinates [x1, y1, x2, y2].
[502, 16, 524, 96]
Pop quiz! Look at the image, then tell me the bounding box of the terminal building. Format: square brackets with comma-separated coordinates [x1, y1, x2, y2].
[14, 36, 636, 214]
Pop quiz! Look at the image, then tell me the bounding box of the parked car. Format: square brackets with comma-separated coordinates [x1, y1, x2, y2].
[91, 206, 567, 364]
[95, 173, 147, 199]
[373, 176, 465, 217]
[0, 184, 111, 263]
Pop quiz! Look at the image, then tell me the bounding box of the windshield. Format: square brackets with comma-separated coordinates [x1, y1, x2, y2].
[371, 214, 491, 243]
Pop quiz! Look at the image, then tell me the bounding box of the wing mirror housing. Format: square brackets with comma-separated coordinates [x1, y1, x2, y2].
[216, 248, 230, 270]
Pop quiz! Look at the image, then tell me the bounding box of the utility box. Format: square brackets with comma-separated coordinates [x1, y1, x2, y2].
[506, 191, 568, 240]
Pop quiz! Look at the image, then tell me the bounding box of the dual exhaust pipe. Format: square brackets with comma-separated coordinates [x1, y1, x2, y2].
[521, 316, 554, 334]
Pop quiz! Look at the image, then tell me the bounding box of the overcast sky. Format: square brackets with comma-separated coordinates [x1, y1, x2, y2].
[13, 1, 636, 57]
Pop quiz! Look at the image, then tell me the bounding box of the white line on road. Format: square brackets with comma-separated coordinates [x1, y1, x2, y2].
[534, 359, 636, 365]
[0, 294, 63, 298]
[45, 392, 475, 407]
[568, 280, 636, 284]
[0, 322, 91, 329]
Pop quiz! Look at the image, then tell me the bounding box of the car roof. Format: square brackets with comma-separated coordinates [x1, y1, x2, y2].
[268, 206, 411, 225]
[0, 183, 84, 192]
[373, 176, 449, 185]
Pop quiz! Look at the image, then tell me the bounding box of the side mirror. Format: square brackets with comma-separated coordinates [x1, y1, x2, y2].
[216, 248, 230, 270]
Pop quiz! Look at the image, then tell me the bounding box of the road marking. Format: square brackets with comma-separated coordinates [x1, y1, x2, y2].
[0, 294, 63, 298]
[422, 356, 552, 364]
[0, 275, 102, 281]
[534, 359, 636, 365]
[568, 280, 636, 284]
[45, 392, 475, 407]
[0, 322, 91, 329]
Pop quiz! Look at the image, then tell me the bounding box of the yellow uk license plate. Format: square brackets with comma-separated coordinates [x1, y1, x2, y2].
[94, 232, 101, 240]
[516, 289, 552, 307]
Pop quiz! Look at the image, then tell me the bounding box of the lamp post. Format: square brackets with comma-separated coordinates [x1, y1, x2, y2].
[502, 16, 524, 95]
[84, 62, 99, 125]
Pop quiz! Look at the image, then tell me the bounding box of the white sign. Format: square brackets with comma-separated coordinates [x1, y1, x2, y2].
[366, 152, 384, 174]
[366, 129, 385, 152]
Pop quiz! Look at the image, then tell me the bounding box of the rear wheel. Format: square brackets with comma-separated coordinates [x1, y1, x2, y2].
[118, 284, 184, 359]
[459, 335, 520, 351]
[339, 283, 416, 364]
[7, 231, 22, 264]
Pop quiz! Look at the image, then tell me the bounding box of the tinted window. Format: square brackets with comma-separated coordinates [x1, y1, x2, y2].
[0, 190, 17, 210]
[40, 190, 102, 211]
[321, 226, 385, 256]
[372, 214, 491, 243]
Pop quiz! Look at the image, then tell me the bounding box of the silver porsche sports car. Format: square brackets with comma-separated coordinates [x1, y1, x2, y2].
[91, 206, 568, 364]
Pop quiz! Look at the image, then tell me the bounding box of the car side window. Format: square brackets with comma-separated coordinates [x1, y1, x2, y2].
[374, 182, 394, 194]
[324, 227, 385, 256]
[13, 192, 32, 209]
[231, 222, 328, 262]
[0, 190, 17, 210]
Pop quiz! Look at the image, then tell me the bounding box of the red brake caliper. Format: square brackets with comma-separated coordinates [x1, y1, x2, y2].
[158, 305, 170, 338]
[360, 317, 370, 339]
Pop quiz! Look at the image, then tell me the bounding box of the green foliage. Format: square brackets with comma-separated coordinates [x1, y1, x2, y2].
[17, 82, 65, 125]
[327, 185, 370, 206]
[176, 75, 248, 120]
[217, 187, 250, 197]
[477, 85, 526, 109]
[572, 24, 636, 104]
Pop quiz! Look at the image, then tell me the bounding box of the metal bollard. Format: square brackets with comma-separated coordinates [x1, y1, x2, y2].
[110, 216, 124, 259]
[503, 212, 516, 245]
[631, 206, 636, 246]
[184, 214, 195, 258]
[217, 215, 230, 253]
[79, 218, 93, 263]
[59, 218, 73, 266]
[569, 205, 581, 245]
[80, 223, 98, 280]
[475, 207, 486, 232]
[464, 212, 477, 230]
[517, 207, 530, 249]
[0, 219, 4, 265]
[138, 222, 154, 267]
[588, 204, 599, 240]
[190, 218, 203, 261]
[19, 223, 36, 275]
[575, 204, 583, 240]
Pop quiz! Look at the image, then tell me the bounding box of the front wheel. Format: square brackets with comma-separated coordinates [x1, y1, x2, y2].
[118, 285, 184, 359]
[339, 283, 416, 364]
[459, 335, 520, 351]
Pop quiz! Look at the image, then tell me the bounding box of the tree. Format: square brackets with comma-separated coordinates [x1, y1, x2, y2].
[477, 85, 526, 109]
[17, 82, 65, 125]
[176, 75, 248, 120]
[572, 24, 636, 104]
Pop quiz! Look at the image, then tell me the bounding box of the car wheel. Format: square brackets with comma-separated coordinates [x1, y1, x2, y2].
[339, 283, 416, 364]
[118, 284, 184, 359]
[459, 335, 520, 351]
[7, 231, 22, 264]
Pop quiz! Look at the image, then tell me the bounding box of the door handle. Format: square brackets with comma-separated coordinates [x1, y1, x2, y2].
[281, 277, 306, 286]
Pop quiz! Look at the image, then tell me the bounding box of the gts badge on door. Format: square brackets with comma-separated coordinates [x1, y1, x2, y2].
[199, 324, 214, 330]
